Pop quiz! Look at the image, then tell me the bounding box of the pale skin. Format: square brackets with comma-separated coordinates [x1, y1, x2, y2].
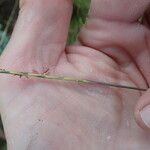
[0, 0, 150, 149]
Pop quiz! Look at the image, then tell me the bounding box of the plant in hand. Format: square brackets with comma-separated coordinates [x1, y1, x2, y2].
[0, 0, 150, 150]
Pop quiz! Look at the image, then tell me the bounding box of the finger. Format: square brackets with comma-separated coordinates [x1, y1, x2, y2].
[135, 89, 150, 130]
[76, 0, 150, 86]
[77, 0, 150, 50]
[1, 0, 72, 70]
[89, 0, 150, 22]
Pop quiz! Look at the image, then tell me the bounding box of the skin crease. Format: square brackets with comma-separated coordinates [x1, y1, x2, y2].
[0, 0, 150, 149]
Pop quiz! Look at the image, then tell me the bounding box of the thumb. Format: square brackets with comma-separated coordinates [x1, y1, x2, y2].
[135, 89, 150, 130]
[0, 0, 72, 71]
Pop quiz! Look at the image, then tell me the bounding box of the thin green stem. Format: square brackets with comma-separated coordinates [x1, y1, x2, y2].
[0, 69, 147, 92]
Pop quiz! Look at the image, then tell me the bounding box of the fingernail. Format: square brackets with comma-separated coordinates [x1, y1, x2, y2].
[140, 105, 150, 128]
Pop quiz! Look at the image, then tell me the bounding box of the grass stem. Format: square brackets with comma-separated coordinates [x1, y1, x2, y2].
[0, 69, 147, 92]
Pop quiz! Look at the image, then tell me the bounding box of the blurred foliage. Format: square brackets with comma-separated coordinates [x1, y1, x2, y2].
[0, 139, 6, 150]
[0, 0, 17, 27]
[0, 24, 10, 53]
[0, 0, 18, 53]
[68, 0, 90, 43]
[0, 0, 90, 149]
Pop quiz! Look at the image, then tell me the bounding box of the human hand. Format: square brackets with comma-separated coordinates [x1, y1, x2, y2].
[0, 0, 150, 149]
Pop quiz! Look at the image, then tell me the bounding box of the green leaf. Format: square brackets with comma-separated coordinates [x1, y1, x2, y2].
[68, 0, 90, 44]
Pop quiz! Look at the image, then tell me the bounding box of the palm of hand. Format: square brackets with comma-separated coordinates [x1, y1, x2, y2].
[0, 0, 150, 149]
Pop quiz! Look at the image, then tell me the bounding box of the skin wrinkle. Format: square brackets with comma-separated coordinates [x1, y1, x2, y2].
[98, 47, 148, 90]
[126, 51, 149, 89]
[67, 46, 120, 70]
[134, 31, 150, 86]
[100, 45, 132, 68]
[66, 52, 117, 75]
[77, 39, 146, 90]
[65, 54, 82, 73]
[78, 19, 149, 89]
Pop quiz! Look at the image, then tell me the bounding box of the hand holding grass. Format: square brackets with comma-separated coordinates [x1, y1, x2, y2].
[0, 0, 150, 149]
